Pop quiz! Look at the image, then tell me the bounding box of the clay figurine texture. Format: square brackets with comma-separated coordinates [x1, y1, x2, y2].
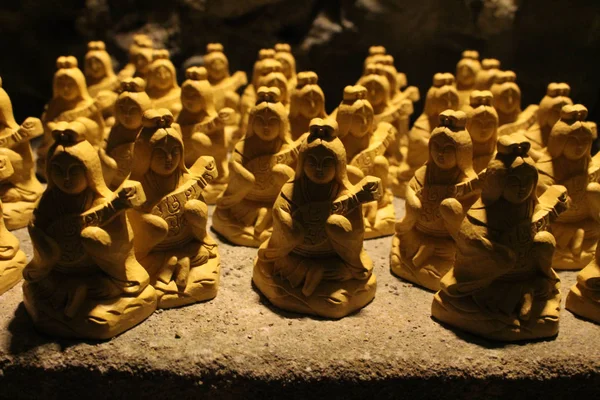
[289, 71, 326, 141]
[567, 245, 600, 324]
[23, 121, 156, 339]
[146, 50, 181, 119]
[128, 109, 220, 308]
[432, 133, 568, 341]
[391, 110, 480, 291]
[0, 77, 44, 229]
[253, 118, 380, 318]
[536, 104, 600, 270]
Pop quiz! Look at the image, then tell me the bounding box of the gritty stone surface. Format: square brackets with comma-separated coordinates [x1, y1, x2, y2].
[0, 199, 599, 399]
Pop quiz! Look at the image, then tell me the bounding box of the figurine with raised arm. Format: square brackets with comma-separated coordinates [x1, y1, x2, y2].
[212, 87, 301, 247]
[536, 104, 600, 270]
[432, 133, 568, 341]
[127, 109, 220, 308]
[391, 110, 479, 291]
[118, 34, 154, 80]
[146, 50, 181, 118]
[465, 90, 499, 173]
[491, 71, 538, 135]
[289, 71, 326, 140]
[84, 41, 119, 129]
[23, 121, 156, 339]
[456, 50, 481, 109]
[335, 85, 396, 238]
[253, 118, 380, 318]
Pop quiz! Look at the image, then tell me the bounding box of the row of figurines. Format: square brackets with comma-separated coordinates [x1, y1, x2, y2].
[0, 102, 598, 343]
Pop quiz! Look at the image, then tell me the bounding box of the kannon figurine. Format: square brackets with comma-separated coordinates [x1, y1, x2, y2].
[536, 105, 600, 270]
[146, 50, 181, 119]
[432, 133, 568, 341]
[289, 71, 326, 140]
[274, 43, 297, 94]
[474, 58, 501, 90]
[177, 66, 233, 204]
[567, 245, 600, 324]
[0, 155, 27, 295]
[212, 87, 301, 247]
[128, 109, 220, 308]
[253, 118, 381, 319]
[118, 33, 154, 80]
[102, 78, 151, 190]
[490, 71, 538, 135]
[22, 121, 157, 339]
[455, 50, 481, 109]
[465, 90, 499, 173]
[391, 110, 479, 291]
[525, 83, 573, 161]
[394, 73, 459, 198]
[84, 41, 120, 128]
[0, 77, 44, 229]
[335, 85, 396, 239]
[37, 56, 105, 180]
[257, 64, 290, 107]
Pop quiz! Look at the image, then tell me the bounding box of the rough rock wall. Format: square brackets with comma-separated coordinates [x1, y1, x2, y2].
[1, 0, 599, 125]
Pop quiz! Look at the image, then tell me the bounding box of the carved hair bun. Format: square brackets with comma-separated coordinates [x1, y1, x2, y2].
[481, 58, 501, 70]
[368, 46, 386, 56]
[296, 71, 318, 88]
[497, 133, 531, 157]
[469, 90, 493, 107]
[308, 118, 338, 142]
[186, 66, 208, 81]
[461, 50, 480, 60]
[256, 86, 281, 104]
[87, 41, 106, 51]
[51, 120, 88, 145]
[433, 73, 455, 88]
[133, 34, 153, 48]
[494, 70, 517, 84]
[56, 56, 78, 70]
[206, 43, 224, 53]
[119, 77, 146, 93]
[143, 109, 174, 128]
[152, 49, 170, 61]
[274, 43, 292, 53]
[342, 85, 367, 103]
[547, 82, 571, 97]
[438, 110, 467, 130]
[560, 104, 588, 122]
[259, 49, 276, 60]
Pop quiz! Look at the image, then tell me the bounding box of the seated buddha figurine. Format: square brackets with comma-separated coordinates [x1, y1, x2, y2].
[37, 56, 105, 180]
[102, 78, 151, 190]
[22, 121, 156, 339]
[177, 67, 233, 204]
[212, 87, 301, 247]
[84, 41, 120, 128]
[491, 71, 538, 135]
[465, 90, 499, 173]
[274, 43, 297, 94]
[391, 110, 479, 291]
[567, 245, 600, 324]
[536, 104, 600, 270]
[118, 34, 154, 81]
[289, 71, 326, 140]
[128, 109, 220, 308]
[0, 77, 44, 229]
[525, 83, 573, 161]
[335, 85, 396, 239]
[432, 134, 568, 341]
[394, 73, 459, 198]
[253, 118, 381, 318]
[474, 58, 500, 90]
[455, 50, 481, 109]
[146, 50, 181, 119]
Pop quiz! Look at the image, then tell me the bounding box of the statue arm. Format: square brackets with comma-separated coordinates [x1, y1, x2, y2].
[23, 223, 60, 282]
[395, 184, 421, 235]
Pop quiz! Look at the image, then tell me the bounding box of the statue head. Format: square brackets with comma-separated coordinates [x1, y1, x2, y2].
[204, 43, 230, 83]
[290, 71, 325, 120]
[357, 64, 391, 109]
[538, 83, 573, 131]
[53, 56, 91, 103]
[335, 85, 374, 139]
[258, 69, 289, 105]
[247, 87, 289, 141]
[491, 71, 521, 115]
[274, 43, 296, 81]
[466, 90, 498, 144]
[129, 34, 154, 75]
[363, 45, 387, 70]
[474, 58, 501, 90]
[181, 66, 215, 114]
[548, 104, 596, 161]
[428, 110, 475, 176]
[147, 50, 178, 92]
[424, 73, 459, 120]
[456, 50, 481, 90]
[84, 41, 115, 81]
[115, 78, 151, 130]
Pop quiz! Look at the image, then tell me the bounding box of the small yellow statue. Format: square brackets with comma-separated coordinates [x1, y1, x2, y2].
[146, 50, 181, 119]
[102, 78, 152, 190]
[394, 73, 459, 198]
[0, 77, 44, 229]
[490, 71, 538, 135]
[455, 50, 481, 109]
[177, 67, 233, 204]
[536, 104, 600, 270]
[274, 43, 297, 94]
[567, 245, 600, 324]
[212, 87, 301, 247]
[258, 64, 290, 107]
[474, 58, 500, 90]
[525, 83, 573, 161]
[363, 45, 387, 69]
[118, 34, 154, 80]
[391, 110, 479, 291]
[289, 71, 326, 140]
[23, 121, 157, 339]
[335, 85, 396, 239]
[432, 134, 568, 341]
[37, 56, 105, 180]
[84, 41, 120, 129]
[465, 90, 499, 173]
[253, 118, 381, 318]
[127, 109, 220, 308]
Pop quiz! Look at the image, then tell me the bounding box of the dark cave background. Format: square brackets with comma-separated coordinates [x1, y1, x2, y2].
[2, 0, 600, 135]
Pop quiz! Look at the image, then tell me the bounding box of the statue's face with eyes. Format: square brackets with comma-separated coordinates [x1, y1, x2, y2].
[304, 145, 337, 185]
[56, 75, 79, 101]
[349, 105, 373, 138]
[468, 113, 497, 143]
[563, 130, 592, 161]
[299, 89, 324, 119]
[50, 153, 88, 195]
[85, 56, 105, 80]
[150, 137, 182, 176]
[253, 109, 281, 140]
[207, 57, 227, 82]
[502, 167, 536, 204]
[134, 52, 151, 74]
[152, 65, 173, 90]
[116, 98, 143, 129]
[430, 135, 457, 170]
[181, 85, 204, 113]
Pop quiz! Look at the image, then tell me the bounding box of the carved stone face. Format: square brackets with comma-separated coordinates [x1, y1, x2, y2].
[116, 97, 143, 130]
[152, 65, 173, 90]
[207, 58, 227, 82]
[349, 106, 373, 138]
[563, 131, 592, 161]
[503, 170, 535, 204]
[495, 86, 520, 114]
[363, 80, 385, 106]
[150, 137, 182, 176]
[299, 90, 324, 119]
[457, 63, 477, 87]
[134, 52, 151, 74]
[181, 85, 205, 113]
[253, 109, 281, 141]
[468, 114, 497, 143]
[430, 135, 457, 170]
[431, 89, 459, 117]
[56, 75, 79, 101]
[304, 146, 337, 185]
[50, 153, 88, 195]
[85, 56, 106, 80]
